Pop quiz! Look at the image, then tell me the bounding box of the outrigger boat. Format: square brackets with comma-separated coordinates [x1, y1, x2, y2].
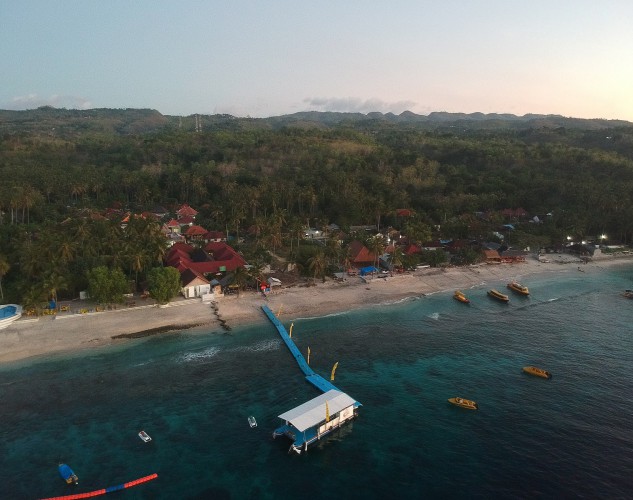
[248, 416, 257, 428]
[507, 281, 530, 296]
[58, 463, 79, 485]
[522, 366, 552, 379]
[453, 290, 470, 304]
[488, 289, 510, 303]
[138, 430, 152, 442]
[448, 397, 478, 410]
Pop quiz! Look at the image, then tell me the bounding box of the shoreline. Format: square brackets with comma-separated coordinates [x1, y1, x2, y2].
[2, 253, 631, 365]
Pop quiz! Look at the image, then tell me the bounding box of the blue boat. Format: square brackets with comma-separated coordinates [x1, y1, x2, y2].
[58, 463, 78, 485]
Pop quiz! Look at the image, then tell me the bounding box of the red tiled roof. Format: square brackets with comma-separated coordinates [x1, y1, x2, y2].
[348, 240, 375, 264]
[184, 225, 208, 236]
[177, 204, 198, 217]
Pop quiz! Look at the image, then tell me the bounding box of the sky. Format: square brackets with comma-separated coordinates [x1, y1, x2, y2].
[1, 1, 632, 120]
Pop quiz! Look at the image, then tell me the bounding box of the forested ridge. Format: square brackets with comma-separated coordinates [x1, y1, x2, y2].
[1, 107, 633, 306]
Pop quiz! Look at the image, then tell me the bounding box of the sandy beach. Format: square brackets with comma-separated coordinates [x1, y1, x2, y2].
[2, 253, 631, 365]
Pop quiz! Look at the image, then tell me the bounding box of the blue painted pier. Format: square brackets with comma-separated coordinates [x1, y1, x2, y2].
[262, 305, 361, 454]
[261, 305, 339, 393]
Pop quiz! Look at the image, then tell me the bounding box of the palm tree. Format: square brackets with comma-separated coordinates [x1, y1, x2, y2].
[43, 270, 69, 308]
[389, 246, 405, 275]
[0, 255, 10, 300]
[308, 250, 327, 283]
[366, 234, 386, 272]
[229, 266, 250, 296]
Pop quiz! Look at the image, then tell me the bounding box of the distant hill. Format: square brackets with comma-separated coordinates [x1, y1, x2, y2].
[0, 106, 168, 137]
[1, 106, 631, 137]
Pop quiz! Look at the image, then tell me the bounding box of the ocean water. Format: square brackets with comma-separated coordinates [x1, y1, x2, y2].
[1, 263, 633, 500]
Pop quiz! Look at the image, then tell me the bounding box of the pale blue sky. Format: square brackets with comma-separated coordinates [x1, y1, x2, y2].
[2, 1, 632, 120]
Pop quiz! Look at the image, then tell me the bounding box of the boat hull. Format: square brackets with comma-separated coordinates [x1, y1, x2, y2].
[448, 397, 478, 410]
[522, 366, 552, 379]
[453, 291, 470, 304]
[507, 282, 530, 296]
[487, 290, 509, 302]
[0, 304, 22, 330]
[58, 463, 78, 485]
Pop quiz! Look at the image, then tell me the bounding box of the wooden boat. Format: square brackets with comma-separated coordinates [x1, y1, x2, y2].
[623, 289, 633, 299]
[138, 430, 152, 442]
[507, 281, 529, 296]
[58, 463, 79, 485]
[248, 416, 257, 428]
[448, 397, 478, 410]
[488, 289, 510, 303]
[522, 366, 552, 379]
[453, 290, 470, 304]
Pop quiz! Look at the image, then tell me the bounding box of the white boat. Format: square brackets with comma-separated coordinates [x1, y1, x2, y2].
[0, 304, 22, 330]
[138, 430, 152, 442]
[248, 416, 257, 428]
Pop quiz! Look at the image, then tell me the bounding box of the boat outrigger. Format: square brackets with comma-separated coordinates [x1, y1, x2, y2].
[488, 289, 510, 303]
[453, 290, 470, 304]
[58, 463, 78, 485]
[507, 281, 530, 296]
[448, 397, 478, 410]
[522, 366, 552, 379]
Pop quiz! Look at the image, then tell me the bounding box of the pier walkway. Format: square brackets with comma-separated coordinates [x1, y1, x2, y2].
[261, 305, 339, 394]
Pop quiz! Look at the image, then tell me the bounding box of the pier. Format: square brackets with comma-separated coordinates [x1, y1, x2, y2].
[262, 305, 361, 454]
[261, 305, 339, 393]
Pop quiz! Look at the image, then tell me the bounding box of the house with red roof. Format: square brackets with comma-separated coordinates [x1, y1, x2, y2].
[348, 240, 377, 267]
[177, 203, 198, 219]
[184, 224, 208, 242]
[164, 242, 247, 288]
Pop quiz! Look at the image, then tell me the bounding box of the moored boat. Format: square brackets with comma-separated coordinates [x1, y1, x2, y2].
[488, 289, 510, 303]
[58, 463, 79, 485]
[507, 281, 530, 296]
[138, 430, 152, 442]
[522, 366, 552, 379]
[448, 397, 478, 410]
[0, 304, 22, 330]
[453, 290, 470, 304]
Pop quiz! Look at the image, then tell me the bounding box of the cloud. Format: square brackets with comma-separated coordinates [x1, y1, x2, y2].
[3, 94, 93, 110]
[304, 97, 417, 114]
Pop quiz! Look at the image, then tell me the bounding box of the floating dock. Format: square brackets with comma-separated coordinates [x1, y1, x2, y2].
[262, 305, 360, 454]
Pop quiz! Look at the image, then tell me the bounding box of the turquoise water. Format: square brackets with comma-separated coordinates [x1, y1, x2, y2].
[1, 264, 633, 499]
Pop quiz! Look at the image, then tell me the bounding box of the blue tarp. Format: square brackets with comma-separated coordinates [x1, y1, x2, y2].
[359, 266, 378, 276]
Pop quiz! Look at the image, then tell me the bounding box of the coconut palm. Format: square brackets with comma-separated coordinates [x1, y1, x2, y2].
[0, 255, 9, 300]
[308, 250, 327, 283]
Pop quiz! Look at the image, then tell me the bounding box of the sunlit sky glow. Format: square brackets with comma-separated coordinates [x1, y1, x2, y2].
[1, 1, 632, 120]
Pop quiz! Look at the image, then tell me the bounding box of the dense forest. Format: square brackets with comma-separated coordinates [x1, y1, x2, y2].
[1, 107, 633, 307]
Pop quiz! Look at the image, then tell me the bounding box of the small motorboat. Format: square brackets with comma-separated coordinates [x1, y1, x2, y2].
[488, 289, 510, 303]
[138, 430, 152, 442]
[522, 366, 552, 379]
[58, 463, 79, 485]
[507, 281, 530, 296]
[248, 416, 257, 428]
[453, 290, 470, 304]
[448, 397, 478, 410]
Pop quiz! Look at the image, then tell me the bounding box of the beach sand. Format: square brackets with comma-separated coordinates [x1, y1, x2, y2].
[2, 253, 631, 364]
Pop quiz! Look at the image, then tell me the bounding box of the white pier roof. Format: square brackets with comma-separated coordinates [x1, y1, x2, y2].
[277, 389, 357, 432]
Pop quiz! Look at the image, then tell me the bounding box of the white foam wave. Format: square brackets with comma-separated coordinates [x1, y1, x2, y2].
[177, 346, 221, 363]
[231, 338, 281, 353]
[428, 312, 440, 320]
